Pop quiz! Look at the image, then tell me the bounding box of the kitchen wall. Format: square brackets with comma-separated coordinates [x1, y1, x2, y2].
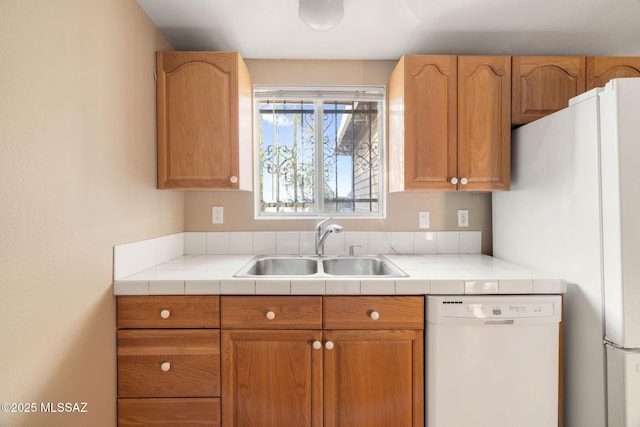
[0, 1, 182, 426]
[183, 59, 493, 254]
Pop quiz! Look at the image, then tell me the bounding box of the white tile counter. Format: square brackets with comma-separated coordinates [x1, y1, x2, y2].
[113, 253, 566, 296]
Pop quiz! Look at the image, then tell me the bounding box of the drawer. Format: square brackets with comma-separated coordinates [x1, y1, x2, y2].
[117, 296, 219, 329]
[221, 296, 322, 329]
[324, 296, 424, 329]
[118, 330, 220, 397]
[118, 397, 220, 426]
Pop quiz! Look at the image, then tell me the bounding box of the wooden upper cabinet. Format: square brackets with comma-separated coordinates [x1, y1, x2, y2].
[389, 55, 510, 192]
[458, 56, 511, 191]
[156, 51, 252, 189]
[512, 56, 586, 124]
[586, 56, 640, 90]
[388, 55, 457, 191]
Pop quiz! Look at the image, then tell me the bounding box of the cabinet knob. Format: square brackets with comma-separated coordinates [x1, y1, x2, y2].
[229, 176, 238, 184]
[325, 341, 334, 350]
[160, 309, 171, 319]
[450, 177, 459, 185]
[312, 341, 323, 350]
[369, 311, 380, 320]
[160, 362, 171, 372]
[460, 177, 469, 185]
[265, 311, 276, 320]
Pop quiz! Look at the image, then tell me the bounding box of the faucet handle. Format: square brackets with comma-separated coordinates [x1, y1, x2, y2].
[348, 244, 362, 256]
[316, 217, 333, 232]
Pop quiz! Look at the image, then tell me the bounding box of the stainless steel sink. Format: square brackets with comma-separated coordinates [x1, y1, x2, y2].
[240, 257, 318, 276]
[234, 255, 407, 277]
[321, 257, 405, 276]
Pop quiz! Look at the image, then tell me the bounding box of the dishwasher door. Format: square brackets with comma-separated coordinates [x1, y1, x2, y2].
[426, 295, 562, 427]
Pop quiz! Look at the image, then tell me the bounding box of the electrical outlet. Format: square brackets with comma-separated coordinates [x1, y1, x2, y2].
[457, 209, 469, 227]
[212, 206, 224, 224]
[419, 211, 430, 229]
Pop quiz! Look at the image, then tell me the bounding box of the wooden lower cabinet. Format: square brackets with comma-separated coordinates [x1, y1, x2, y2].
[220, 296, 424, 427]
[221, 329, 323, 427]
[117, 295, 424, 426]
[323, 329, 424, 427]
[116, 296, 221, 426]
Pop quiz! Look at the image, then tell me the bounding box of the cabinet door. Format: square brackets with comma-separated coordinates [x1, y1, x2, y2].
[323, 329, 424, 427]
[221, 330, 323, 427]
[157, 51, 251, 189]
[586, 56, 640, 90]
[512, 56, 586, 124]
[388, 55, 457, 191]
[458, 56, 511, 191]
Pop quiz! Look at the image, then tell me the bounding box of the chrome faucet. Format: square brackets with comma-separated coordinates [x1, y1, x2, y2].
[315, 217, 343, 256]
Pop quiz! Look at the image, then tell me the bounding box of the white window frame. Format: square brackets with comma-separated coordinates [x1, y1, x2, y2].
[253, 85, 386, 219]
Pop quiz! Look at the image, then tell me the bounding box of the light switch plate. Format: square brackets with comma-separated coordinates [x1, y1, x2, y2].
[419, 211, 430, 229]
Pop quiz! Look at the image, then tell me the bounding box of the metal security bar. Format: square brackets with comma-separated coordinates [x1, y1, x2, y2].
[255, 87, 385, 217]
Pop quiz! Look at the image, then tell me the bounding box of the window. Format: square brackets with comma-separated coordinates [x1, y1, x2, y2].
[254, 86, 385, 218]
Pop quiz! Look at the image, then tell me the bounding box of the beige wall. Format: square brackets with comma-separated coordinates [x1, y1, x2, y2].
[0, 1, 182, 426]
[184, 59, 493, 254]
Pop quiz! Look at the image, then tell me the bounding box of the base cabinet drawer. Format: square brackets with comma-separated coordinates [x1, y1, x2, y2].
[117, 296, 220, 329]
[118, 397, 220, 426]
[221, 296, 322, 329]
[324, 296, 424, 329]
[117, 329, 220, 398]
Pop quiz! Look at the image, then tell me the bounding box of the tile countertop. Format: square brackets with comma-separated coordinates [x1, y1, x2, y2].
[113, 254, 566, 296]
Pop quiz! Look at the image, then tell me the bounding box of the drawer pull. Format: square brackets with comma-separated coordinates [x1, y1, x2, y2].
[160, 362, 171, 372]
[369, 311, 380, 320]
[265, 311, 276, 320]
[160, 309, 171, 319]
[230, 176, 238, 184]
[325, 341, 334, 350]
[312, 341, 323, 350]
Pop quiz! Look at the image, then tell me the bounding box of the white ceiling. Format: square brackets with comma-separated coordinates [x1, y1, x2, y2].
[136, 0, 640, 60]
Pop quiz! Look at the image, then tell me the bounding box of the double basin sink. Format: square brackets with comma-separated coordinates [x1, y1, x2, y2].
[235, 255, 407, 278]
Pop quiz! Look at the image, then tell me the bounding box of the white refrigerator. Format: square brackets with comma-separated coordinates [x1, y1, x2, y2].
[492, 78, 640, 427]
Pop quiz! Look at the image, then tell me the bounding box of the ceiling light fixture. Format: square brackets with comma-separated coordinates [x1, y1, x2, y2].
[298, 0, 344, 31]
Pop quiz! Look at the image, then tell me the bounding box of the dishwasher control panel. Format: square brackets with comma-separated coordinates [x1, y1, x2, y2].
[461, 303, 554, 318]
[427, 295, 562, 324]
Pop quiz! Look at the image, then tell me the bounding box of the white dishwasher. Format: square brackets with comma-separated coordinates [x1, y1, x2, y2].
[426, 295, 562, 427]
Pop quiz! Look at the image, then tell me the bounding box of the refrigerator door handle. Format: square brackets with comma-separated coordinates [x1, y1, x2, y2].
[604, 340, 625, 350]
